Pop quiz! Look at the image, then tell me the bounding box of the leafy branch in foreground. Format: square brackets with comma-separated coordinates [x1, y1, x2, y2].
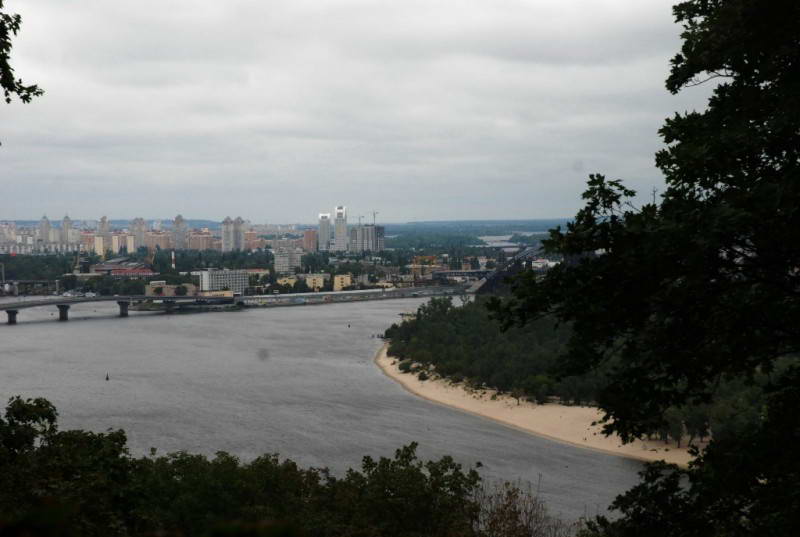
[491, 1, 800, 535]
[1, 0, 42, 104]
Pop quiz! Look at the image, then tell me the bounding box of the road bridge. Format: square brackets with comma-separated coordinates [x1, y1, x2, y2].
[467, 247, 540, 294]
[0, 286, 466, 325]
[0, 295, 232, 324]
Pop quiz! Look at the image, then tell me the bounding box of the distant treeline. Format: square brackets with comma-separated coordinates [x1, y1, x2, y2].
[0, 254, 76, 281]
[0, 396, 578, 537]
[383, 220, 568, 236]
[385, 298, 791, 448]
[385, 297, 602, 405]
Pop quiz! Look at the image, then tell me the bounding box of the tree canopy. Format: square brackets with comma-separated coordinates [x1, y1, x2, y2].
[492, 1, 800, 535]
[0, 396, 578, 537]
[1, 0, 41, 104]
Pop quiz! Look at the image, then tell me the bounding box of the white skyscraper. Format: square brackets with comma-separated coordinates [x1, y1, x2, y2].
[318, 213, 332, 251]
[333, 206, 348, 252]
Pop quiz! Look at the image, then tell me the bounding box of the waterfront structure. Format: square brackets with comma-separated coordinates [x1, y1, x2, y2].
[145, 282, 198, 297]
[333, 206, 347, 252]
[198, 268, 249, 294]
[303, 229, 318, 252]
[318, 213, 331, 251]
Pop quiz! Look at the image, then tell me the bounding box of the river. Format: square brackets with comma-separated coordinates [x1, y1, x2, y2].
[0, 297, 641, 520]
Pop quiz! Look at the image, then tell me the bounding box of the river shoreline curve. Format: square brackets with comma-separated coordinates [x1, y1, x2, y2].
[374, 343, 694, 466]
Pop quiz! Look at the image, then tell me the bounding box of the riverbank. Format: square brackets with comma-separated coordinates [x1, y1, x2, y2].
[375, 344, 696, 466]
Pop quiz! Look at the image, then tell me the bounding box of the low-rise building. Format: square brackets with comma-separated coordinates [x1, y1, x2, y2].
[300, 273, 330, 291]
[333, 274, 352, 292]
[276, 276, 298, 287]
[146, 282, 198, 297]
[198, 268, 249, 294]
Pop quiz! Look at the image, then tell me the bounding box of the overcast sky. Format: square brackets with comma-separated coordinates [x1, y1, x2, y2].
[1, 0, 712, 223]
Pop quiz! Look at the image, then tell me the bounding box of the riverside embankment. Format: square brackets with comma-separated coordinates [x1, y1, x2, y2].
[375, 344, 695, 466]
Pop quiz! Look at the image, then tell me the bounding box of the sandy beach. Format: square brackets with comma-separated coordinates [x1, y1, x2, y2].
[375, 344, 695, 466]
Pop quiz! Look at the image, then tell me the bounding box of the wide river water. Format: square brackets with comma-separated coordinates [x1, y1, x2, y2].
[0, 297, 641, 520]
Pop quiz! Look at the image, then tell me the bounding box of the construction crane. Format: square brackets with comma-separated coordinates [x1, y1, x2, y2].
[371, 211, 379, 225]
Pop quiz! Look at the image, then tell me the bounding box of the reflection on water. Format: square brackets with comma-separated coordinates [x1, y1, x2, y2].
[0, 298, 640, 519]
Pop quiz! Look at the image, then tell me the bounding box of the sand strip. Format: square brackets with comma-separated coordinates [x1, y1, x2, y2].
[375, 344, 695, 466]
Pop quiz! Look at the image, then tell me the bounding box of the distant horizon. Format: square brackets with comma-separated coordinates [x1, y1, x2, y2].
[3, 217, 571, 227]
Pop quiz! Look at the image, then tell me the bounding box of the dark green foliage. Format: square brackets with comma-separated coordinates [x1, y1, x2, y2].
[81, 276, 146, 296]
[145, 249, 274, 274]
[300, 252, 329, 273]
[492, 1, 800, 535]
[0, 254, 74, 281]
[385, 231, 484, 251]
[385, 297, 601, 404]
[0, 397, 574, 537]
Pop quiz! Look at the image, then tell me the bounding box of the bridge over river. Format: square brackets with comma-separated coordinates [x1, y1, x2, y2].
[0, 295, 233, 324]
[0, 286, 465, 325]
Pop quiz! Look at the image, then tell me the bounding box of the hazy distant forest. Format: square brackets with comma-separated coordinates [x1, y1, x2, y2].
[3, 0, 799, 536]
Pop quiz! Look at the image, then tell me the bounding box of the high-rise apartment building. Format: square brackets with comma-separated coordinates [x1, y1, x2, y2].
[348, 224, 385, 253]
[38, 216, 51, 249]
[188, 229, 214, 250]
[303, 229, 318, 252]
[333, 206, 347, 252]
[221, 217, 234, 252]
[172, 214, 188, 249]
[98, 216, 110, 236]
[221, 216, 247, 252]
[318, 213, 332, 251]
[60, 216, 72, 245]
[233, 217, 246, 251]
[131, 218, 147, 250]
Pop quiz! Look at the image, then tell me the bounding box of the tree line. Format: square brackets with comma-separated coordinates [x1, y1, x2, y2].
[385, 297, 790, 452]
[0, 396, 578, 537]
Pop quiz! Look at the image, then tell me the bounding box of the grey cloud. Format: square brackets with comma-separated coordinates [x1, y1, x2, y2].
[1, 0, 711, 221]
